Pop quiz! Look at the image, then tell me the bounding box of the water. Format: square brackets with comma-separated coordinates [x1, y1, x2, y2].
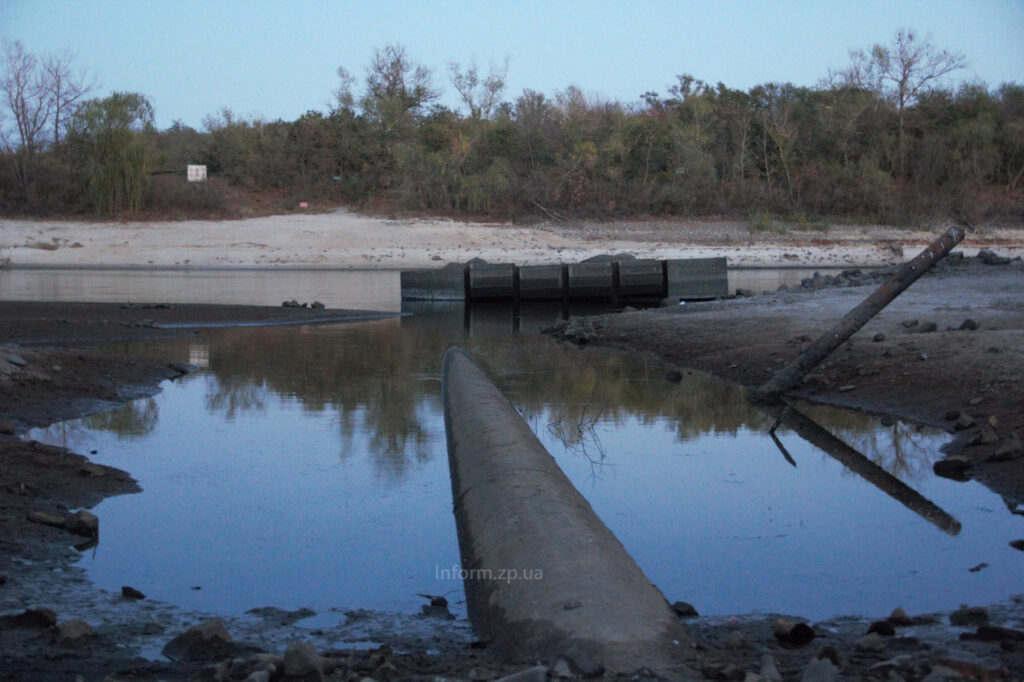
[16, 268, 1024, 622]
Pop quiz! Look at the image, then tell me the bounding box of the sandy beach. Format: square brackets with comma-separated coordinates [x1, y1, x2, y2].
[4, 209, 1024, 270]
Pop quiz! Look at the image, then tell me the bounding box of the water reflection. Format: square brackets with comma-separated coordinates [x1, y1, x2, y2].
[28, 302, 1024, 620]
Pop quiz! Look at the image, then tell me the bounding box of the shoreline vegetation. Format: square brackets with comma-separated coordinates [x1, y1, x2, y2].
[2, 32, 1022, 227]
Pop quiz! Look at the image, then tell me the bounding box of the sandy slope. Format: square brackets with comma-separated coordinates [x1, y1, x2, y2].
[3, 209, 1023, 269]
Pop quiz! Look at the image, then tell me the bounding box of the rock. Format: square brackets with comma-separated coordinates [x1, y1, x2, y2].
[665, 369, 683, 384]
[283, 640, 323, 680]
[311, 301, 325, 309]
[867, 620, 895, 636]
[759, 655, 782, 682]
[814, 645, 846, 668]
[122, 586, 146, 600]
[968, 397, 983, 406]
[954, 413, 975, 430]
[800, 658, 838, 682]
[978, 249, 1010, 265]
[918, 321, 937, 333]
[4, 354, 27, 367]
[736, 287, 755, 297]
[0, 420, 15, 435]
[724, 630, 746, 649]
[1010, 539, 1024, 551]
[933, 456, 972, 481]
[493, 666, 548, 682]
[959, 319, 978, 331]
[660, 296, 683, 307]
[27, 510, 69, 528]
[57, 618, 94, 647]
[245, 671, 272, 682]
[990, 433, 1022, 461]
[162, 619, 235, 662]
[855, 632, 886, 653]
[872, 332, 886, 342]
[901, 319, 919, 329]
[0, 608, 57, 629]
[670, 600, 699, 618]
[63, 509, 99, 537]
[971, 424, 999, 445]
[889, 606, 913, 626]
[974, 624, 1024, 641]
[922, 665, 965, 681]
[0, 573, 7, 586]
[949, 606, 988, 626]
[282, 300, 301, 308]
[869, 655, 914, 674]
[838, 384, 856, 392]
[772, 619, 815, 647]
[944, 410, 961, 421]
[549, 657, 573, 679]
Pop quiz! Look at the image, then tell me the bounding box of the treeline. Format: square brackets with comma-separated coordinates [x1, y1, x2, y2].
[2, 32, 1023, 223]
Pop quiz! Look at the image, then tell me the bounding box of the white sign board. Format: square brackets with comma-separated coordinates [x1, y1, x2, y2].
[187, 164, 207, 182]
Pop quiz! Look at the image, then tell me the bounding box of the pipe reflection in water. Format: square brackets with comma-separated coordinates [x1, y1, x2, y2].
[768, 403, 962, 535]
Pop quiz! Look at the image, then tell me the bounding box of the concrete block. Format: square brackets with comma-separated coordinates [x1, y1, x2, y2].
[468, 263, 515, 299]
[618, 260, 664, 297]
[518, 264, 564, 300]
[567, 262, 614, 298]
[666, 257, 728, 299]
[400, 264, 466, 300]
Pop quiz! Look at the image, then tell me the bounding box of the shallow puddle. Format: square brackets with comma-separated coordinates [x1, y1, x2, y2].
[29, 306, 1023, 622]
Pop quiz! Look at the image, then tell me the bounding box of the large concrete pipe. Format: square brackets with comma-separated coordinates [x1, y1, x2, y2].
[441, 348, 693, 671]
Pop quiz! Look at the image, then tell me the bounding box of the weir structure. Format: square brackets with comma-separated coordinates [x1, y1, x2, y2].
[402, 256, 728, 302]
[441, 348, 693, 672]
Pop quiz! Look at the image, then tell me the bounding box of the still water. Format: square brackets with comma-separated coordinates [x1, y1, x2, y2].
[17, 268, 1023, 622]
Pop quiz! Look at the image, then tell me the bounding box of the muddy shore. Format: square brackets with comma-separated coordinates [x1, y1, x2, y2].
[2, 263, 1024, 678]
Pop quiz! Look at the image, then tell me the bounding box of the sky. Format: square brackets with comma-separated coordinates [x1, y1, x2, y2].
[3, 0, 1023, 130]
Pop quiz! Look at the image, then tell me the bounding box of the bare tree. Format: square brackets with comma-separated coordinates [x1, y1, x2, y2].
[329, 65, 356, 115]
[838, 29, 966, 176]
[447, 56, 509, 120]
[42, 48, 95, 152]
[362, 44, 439, 132]
[1, 40, 50, 159]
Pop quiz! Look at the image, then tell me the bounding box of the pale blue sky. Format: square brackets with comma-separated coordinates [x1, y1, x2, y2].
[3, 0, 1022, 130]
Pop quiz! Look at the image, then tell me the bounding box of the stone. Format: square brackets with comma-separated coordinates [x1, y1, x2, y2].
[122, 586, 146, 600]
[63, 510, 99, 537]
[245, 672, 272, 682]
[990, 433, 1022, 461]
[901, 320, 919, 329]
[933, 456, 971, 481]
[838, 384, 856, 392]
[283, 640, 323, 680]
[978, 249, 1010, 265]
[724, 630, 746, 649]
[57, 618, 94, 647]
[772, 619, 815, 647]
[0, 608, 57, 629]
[974, 624, 1024, 641]
[872, 332, 886, 342]
[944, 410, 961, 421]
[665, 369, 683, 384]
[800, 658, 839, 682]
[867, 620, 895, 636]
[888, 607, 913, 626]
[27, 510, 69, 528]
[959, 319, 978, 331]
[954, 413, 975, 430]
[493, 666, 548, 682]
[0, 573, 7, 586]
[918, 321, 937, 333]
[671, 600, 699, 618]
[971, 425, 998, 445]
[759, 655, 782, 682]
[4, 354, 27, 367]
[549, 658, 573, 679]
[855, 632, 886, 653]
[949, 606, 988, 626]
[0, 420, 15, 435]
[162, 619, 235, 662]
[814, 645, 846, 668]
[922, 665, 964, 681]
[1010, 539, 1024, 551]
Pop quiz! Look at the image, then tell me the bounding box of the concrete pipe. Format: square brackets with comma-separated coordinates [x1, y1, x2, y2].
[441, 347, 693, 671]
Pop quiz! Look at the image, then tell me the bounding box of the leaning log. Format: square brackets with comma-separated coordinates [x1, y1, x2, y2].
[755, 227, 965, 401]
[441, 347, 692, 671]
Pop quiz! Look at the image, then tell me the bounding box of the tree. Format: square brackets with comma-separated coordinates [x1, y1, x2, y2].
[42, 49, 95, 153]
[447, 57, 509, 120]
[838, 29, 966, 177]
[361, 44, 439, 133]
[69, 92, 154, 214]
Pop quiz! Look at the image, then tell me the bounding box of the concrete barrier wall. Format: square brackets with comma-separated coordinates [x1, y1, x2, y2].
[441, 348, 691, 670]
[401, 257, 729, 302]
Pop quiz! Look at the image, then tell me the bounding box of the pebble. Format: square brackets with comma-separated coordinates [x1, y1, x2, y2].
[57, 619, 94, 647]
[949, 606, 988, 626]
[954, 413, 975, 430]
[889, 606, 913, 626]
[284, 640, 324, 680]
[867, 620, 895, 636]
[161, 619, 234, 662]
[4, 354, 26, 367]
[759, 655, 782, 682]
[959, 318, 979, 330]
[838, 384, 856, 392]
[855, 632, 886, 653]
[724, 630, 746, 649]
[918, 321, 937, 333]
[800, 657, 839, 682]
[872, 332, 885, 342]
